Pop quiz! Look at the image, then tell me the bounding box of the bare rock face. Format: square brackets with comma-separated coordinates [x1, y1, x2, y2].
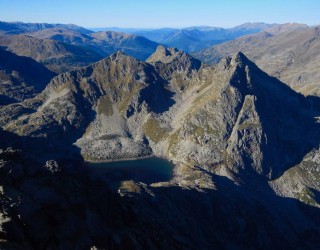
[147, 45, 202, 92]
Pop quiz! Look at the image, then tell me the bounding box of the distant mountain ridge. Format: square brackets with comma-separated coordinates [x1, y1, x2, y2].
[99, 22, 280, 52]
[0, 21, 161, 73]
[26, 29, 160, 61]
[194, 24, 320, 96]
[0, 21, 92, 34]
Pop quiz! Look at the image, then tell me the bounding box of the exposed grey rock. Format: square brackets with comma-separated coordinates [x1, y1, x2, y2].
[45, 160, 62, 174]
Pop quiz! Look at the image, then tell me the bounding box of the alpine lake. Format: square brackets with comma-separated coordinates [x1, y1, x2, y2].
[88, 157, 174, 184]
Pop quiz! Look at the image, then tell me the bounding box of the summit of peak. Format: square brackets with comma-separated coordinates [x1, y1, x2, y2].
[147, 45, 181, 63]
[230, 51, 251, 66]
[107, 50, 134, 62]
[147, 45, 201, 68]
[219, 51, 256, 71]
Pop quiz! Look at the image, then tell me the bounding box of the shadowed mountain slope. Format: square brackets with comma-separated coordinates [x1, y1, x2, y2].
[0, 48, 56, 104]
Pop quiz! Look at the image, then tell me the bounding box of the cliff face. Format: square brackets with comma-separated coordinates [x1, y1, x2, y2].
[0, 47, 320, 249]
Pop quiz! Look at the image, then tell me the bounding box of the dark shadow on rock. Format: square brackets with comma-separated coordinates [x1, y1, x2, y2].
[139, 64, 176, 114]
[0, 147, 320, 249]
[230, 55, 320, 179]
[256, 75, 320, 179]
[0, 48, 56, 91]
[0, 94, 19, 106]
[0, 126, 85, 168]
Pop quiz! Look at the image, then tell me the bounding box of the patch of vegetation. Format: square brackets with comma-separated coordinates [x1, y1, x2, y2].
[186, 119, 220, 140]
[143, 118, 170, 143]
[119, 180, 141, 193]
[167, 129, 181, 155]
[117, 84, 141, 114]
[97, 95, 113, 116]
[238, 120, 261, 131]
[53, 84, 68, 94]
[192, 92, 219, 117]
[196, 78, 214, 94]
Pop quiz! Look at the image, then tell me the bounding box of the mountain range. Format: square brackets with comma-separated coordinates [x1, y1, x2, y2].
[97, 22, 277, 53]
[194, 24, 320, 96]
[0, 45, 320, 248]
[0, 21, 160, 73]
[0, 20, 320, 249]
[0, 21, 92, 34]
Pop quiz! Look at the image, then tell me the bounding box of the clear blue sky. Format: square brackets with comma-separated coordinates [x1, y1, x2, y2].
[0, 0, 319, 28]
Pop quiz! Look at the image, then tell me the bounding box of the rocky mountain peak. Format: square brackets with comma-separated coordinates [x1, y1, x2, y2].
[146, 45, 202, 86]
[219, 51, 252, 70]
[231, 51, 250, 65]
[147, 45, 195, 65]
[106, 50, 129, 62]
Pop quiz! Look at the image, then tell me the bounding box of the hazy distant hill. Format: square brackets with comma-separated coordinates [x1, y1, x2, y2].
[89, 31, 159, 60]
[102, 22, 278, 52]
[28, 28, 94, 45]
[0, 21, 92, 34]
[194, 24, 320, 96]
[27, 28, 160, 61]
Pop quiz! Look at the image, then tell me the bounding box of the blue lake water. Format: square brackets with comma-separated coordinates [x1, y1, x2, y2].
[88, 157, 174, 184]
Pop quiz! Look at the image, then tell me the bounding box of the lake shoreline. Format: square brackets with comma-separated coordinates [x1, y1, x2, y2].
[85, 154, 174, 164]
[86, 156, 175, 184]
